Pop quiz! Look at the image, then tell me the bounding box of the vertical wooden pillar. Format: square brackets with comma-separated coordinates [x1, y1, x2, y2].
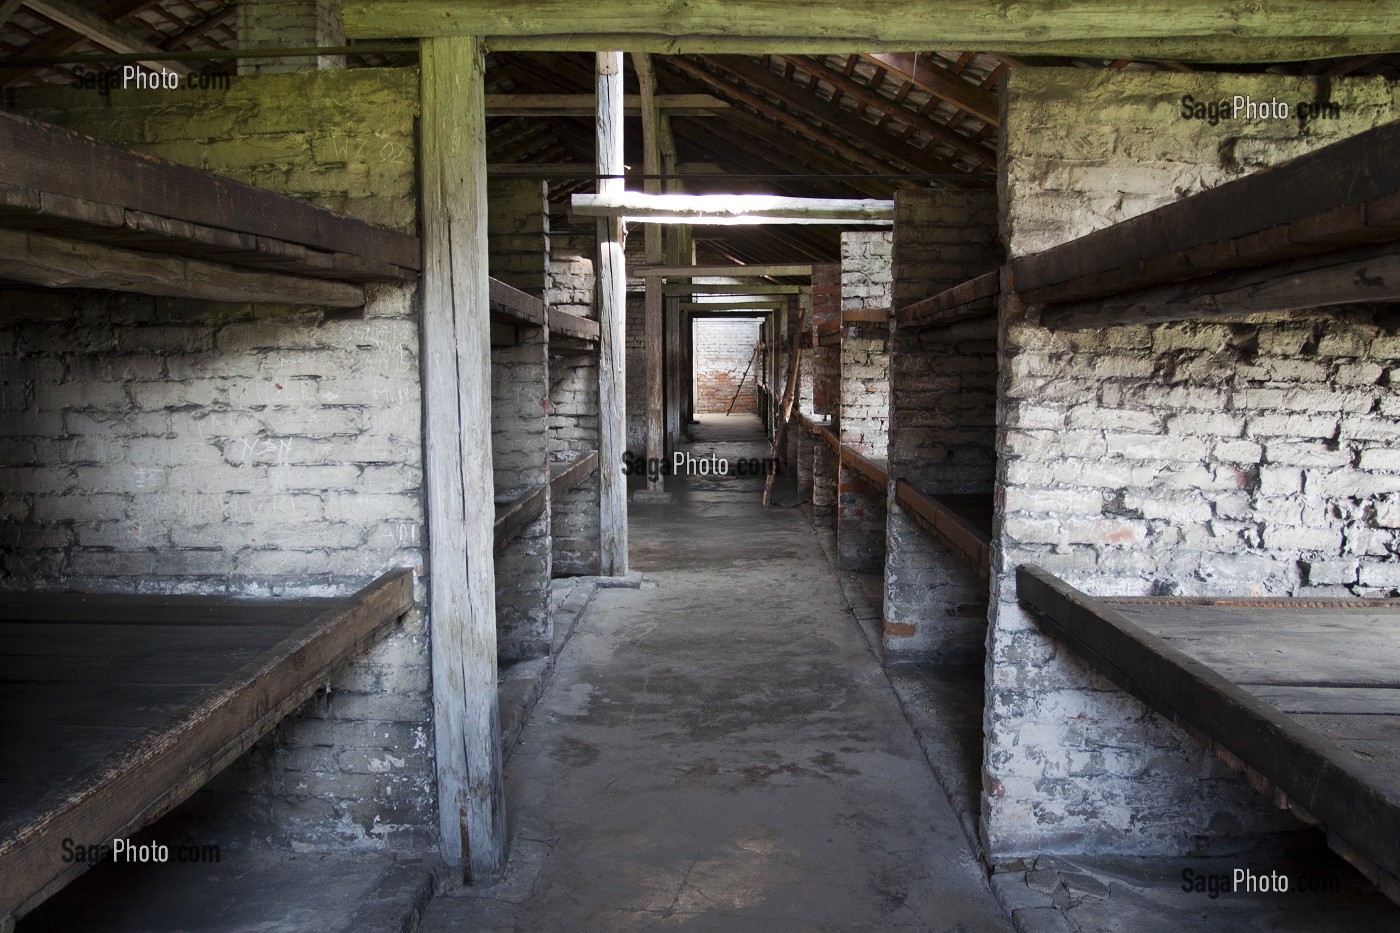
[419, 36, 506, 883]
[596, 50, 628, 574]
[664, 226, 691, 452]
[633, 53, 665, 492]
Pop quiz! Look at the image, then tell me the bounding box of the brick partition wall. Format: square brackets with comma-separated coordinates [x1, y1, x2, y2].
[547, 236, 602, 575]
[836, 232, 892, 573]
[985, 68, 1400, 860]
[883, 190, 1001, 663]
[489, 186, 552, 662]
[4, 69, 435, 849]
[694, 318, 762, 414]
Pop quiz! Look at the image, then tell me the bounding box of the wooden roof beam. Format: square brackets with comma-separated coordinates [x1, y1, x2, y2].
[664, 56, 908, 178]
[696, 55, 967, 176]
[859, 52, 998, 125]
[21, 0, 191, 75]
[773, 53, 995, 168]
[572, 191, 892, 225]
[635, 262, 812, 278]
[484, 92, 728, 116]
[346, 1, 1400, 62]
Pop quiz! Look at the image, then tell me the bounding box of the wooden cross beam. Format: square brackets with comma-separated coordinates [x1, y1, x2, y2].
[573, 192, 893, 225]
[636, 263, 813, 278]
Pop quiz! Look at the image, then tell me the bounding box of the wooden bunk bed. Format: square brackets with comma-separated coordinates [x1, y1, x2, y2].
[0, 569, 415, 923]
[0, 112, 421, 308]
[1011, 119, 1400, 328]
[1018, 565, 1400, 903]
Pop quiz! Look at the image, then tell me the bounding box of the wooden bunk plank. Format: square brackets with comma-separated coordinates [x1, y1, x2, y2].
[488, 277, 548, 327]
[1042, 240, 1400, 329]
[894, 480, 991, 576]
[897, 270, 1000, 329]
[493, 486, 548, 551]
[547, 309, 600, 342]
[1013, 120, 1400, 304]
[550, 450, 599, 498]
[1016, 565, 1400, 899]
[0, 568, 415, 921]
[0, 111, 421, 271]
[843, 448, 888, 488]
[841, 308, 890, 325]
[0, 227, 366, 308]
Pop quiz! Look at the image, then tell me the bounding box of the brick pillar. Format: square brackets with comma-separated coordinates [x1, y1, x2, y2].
[487, 178, 550, 296]
[237, 0, 345, 75]
[835, 232, 891, 574]
[547, 238, 602, 575]
[883, 189, 1001, 663]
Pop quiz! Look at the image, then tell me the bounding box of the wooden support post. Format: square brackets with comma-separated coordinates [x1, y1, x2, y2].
[419, 35, 506, 884]
[763, 307, 805, 507]
[634, 52, 665, 493]
[596, 50, 628, 574]
[664, 226, 689, 452]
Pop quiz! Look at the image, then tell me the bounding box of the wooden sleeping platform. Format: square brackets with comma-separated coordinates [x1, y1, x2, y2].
[0, 568, 415, 923]
[1018, 565, 1400, 902]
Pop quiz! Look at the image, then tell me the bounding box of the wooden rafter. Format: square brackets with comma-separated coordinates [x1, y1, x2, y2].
[772, 54, 995, 168]
[859, 52, 998, 125]
[695, 55, 966, 176]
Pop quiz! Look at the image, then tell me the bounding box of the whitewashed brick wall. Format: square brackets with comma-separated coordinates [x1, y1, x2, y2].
[4, 69, 435, 850]
[985, 68, 1400, 861]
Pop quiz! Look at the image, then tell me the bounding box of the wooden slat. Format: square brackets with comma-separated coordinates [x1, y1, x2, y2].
[1014, 120, 1400, 303]
[493, 486, 547, 551]
[894, 479, 991, 576]
[0, 112, 420, 271]
[1016, 565, 1400, 899]
[0, 227, 366, 308]
[0, 570, 414, 921]
[897, 270, 1000, 329]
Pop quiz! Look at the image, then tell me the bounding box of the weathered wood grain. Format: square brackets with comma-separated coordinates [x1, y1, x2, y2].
[419, 35, 507, 883]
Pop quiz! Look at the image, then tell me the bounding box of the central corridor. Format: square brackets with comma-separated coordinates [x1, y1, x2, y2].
[422, 415, 1011, 931]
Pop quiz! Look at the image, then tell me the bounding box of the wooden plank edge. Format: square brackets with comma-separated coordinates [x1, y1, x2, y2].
[550, 450, 599, 499]
[1011, 121, 1400, 294]
[0, 112, 421, 271]
[894, 479, 991, 575]
[0, 568, 414, 920]
[1015, 564, 1400, 887]
[493, 486, 548, 551]
[547, 308, 601, 341]
[1040, 240, 1400, 329]
[488, 277, 547, 327]
[0, 227, 365, 308]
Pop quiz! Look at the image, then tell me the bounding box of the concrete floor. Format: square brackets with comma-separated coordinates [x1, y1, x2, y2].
[421, 413, 1011, 932]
